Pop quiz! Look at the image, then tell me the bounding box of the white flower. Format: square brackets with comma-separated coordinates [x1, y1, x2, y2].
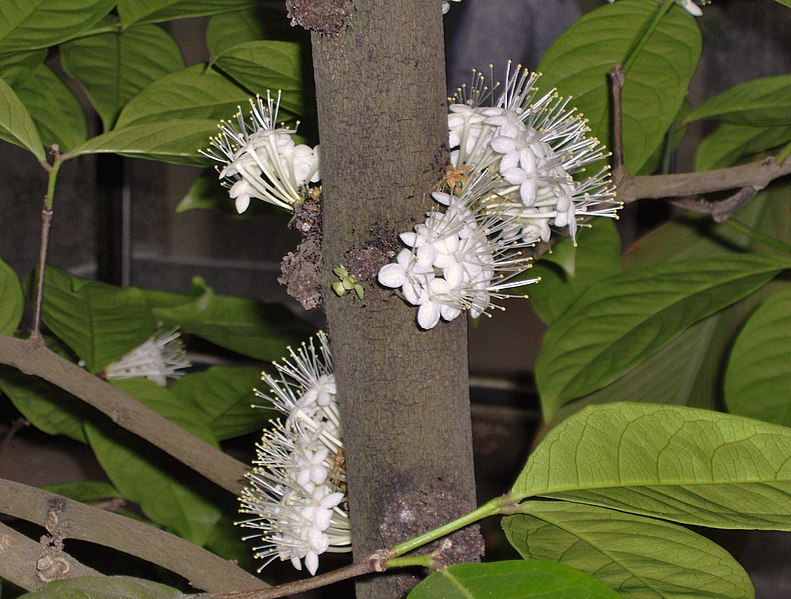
[201, 90, 320, 214]
[238, 332, 351, 576]
[103, 326, 190, 387]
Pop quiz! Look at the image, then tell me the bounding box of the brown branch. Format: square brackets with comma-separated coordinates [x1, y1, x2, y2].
[191, 551, 390, 599]
[616, 157, 791, 204]
[671, 186, 759, 222]
[0, 478, 263, 592]
[0, 520, 100, 591]
[285, 0, 352, 33]
[0, 335, 248, 495]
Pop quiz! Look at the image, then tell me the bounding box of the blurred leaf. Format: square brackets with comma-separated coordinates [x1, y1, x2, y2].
[176, 168, 235, 213]
[142, 279, 314, 361]
[685, 74, 791, 126]
[536, 253, 791, 420]
[408, 561, 619, 599]
[695, 123, 791, 170]
[171, 366, 273, 441]
[213, 41, 302, 114]
[538, 0, 701, 174]
[20, 576, 180, 599]
[72, 119, 218, 165]
[14, 62, 86, 151]
[514, 402, 791, 529]
[0, 76, 45, 160]
[503, 502, 753, 599]
[115, 65, 255, 129]
[207, 9, 267, 55]
[0, 0, 115, 53]
[60, 23, 184, 130]
[0, 257, 23, 335]
[529, 219, 621, 325]
[85, 381, 222, 545]
[725, 286, 791, 426]
[41, 267, 156, 373]
[117, 0, 258, 26]
[0, 49, 46, 87]
[44, 480, 120, 503]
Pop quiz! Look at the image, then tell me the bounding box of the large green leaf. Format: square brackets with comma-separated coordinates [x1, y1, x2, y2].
[0, 49, 46, 87]
[85, 381, 222, 545]
[14, 62, 87, 151]
[41, 267, 156, 373]
[72, 119, 217, 165]
[60, 23, 185, 131]
[513, 403, 791, 529]
[0, 257, 23, 335]
[408, 561, 619, 599]
[117, 0, 258, 26]
[538, 0, 701, 174]
[695, 122, 791, 170]
[725, 287, 791, 427]
[536, 253, 791, 419]
[0, 0, 115, 53]
[685, 74, 791, 126]
[213, 40, 303, 114]
[503, 502, 753, 599]
[0, 76, 44, 160]
[206, 9, 267, 56]
[114, 65, 254, 129]
[44, 480, 121, 503]
[529, 219, 621, 325]
[142, 279, 313, 361]
[20, 576, 180, 599]
[170, 366, 273, 441]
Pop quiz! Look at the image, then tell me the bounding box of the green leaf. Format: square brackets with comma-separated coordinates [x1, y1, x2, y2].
[115, 65, 255, 129]
[41, 267, 156, 373]
[0, 257, 23, 335]
[84, 383, 223, 545]
[695, 122, 791, 170]
[142, 279, 314, 361]
[14, 62, 87, 151]
[20, 576, 180, 599]
[206, 9, 267, 56]
[513, 402, 791, 529]
[0, 76, 44, 160]
[0, 0, 115, 53]
[44, 480, 121, 503]
[0, 49, 46, 87]
[725, 287, 791, 426]
[408, 560, 619, 599]
[60, 23, 185, 131]
[529, 219, 621, 325]
[538, 0, 701, 174]
[536, 253, 791, 419]
[213, 41, 303, 114]
[170, 366, 272, 441]
[685, 74, 791, 126]
[774, 0, 791, 7]
[117, 0, 258, 26]
[72, 119, 218, 165]
[503, 502, 753, 599]
[176, 168, 237, 213]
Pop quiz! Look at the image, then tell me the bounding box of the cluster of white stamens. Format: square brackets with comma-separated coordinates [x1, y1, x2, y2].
[103, 326, 190, 387]
[237, 332, 351, 576]
[201, 91, 320, 214]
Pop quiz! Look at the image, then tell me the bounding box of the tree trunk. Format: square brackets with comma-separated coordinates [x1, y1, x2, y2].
[311, 2, 480, 597]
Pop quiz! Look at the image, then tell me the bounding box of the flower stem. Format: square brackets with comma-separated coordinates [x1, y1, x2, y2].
[386, 555, 437, 569]
[387, 495, 515, 560]
[622, 0, 676, 74]
[723, 217, 791, 255]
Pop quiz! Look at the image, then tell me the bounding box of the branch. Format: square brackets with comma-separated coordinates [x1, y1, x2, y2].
[0, 478, 263, 592]
[0, 520, 100, 591]
[0, 336, 248, 495]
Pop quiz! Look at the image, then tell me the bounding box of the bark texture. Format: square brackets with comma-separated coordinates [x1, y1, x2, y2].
[311, 2, 480, 597]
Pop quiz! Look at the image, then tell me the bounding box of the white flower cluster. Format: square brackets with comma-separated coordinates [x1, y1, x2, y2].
[378, 63, 619, 330]
[201, 90, 320, 214]
[104, 326, 190, 387]
[238, 332, 351, 576]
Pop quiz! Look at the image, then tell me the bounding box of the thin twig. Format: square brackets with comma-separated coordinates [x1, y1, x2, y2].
[0, 417, 30, 454]
[0, 336, 249, 495]
[0, 477, 263, 592]
[190, 551, 391, 599]
[30, 207, 53, 342]
[671, 186, 758, 222]
[609, 64, 625, 180]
